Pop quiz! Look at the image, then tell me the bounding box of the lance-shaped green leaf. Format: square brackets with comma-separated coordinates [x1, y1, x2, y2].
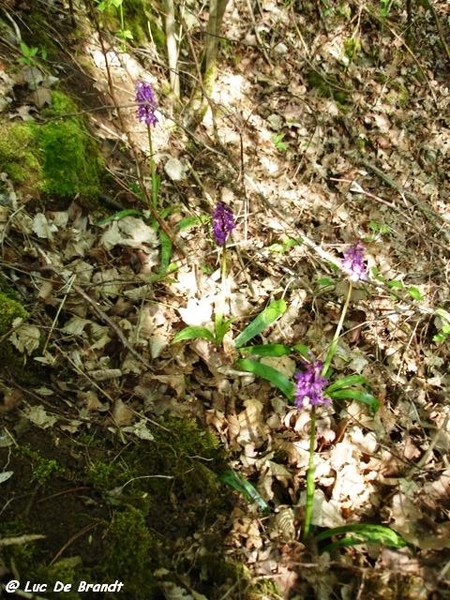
[234, 299, 287, 349]
[236, 358, 294, 399]
[176, 215, 210, 231]
[407, 286, 423, 301]
[173, 326, 216, 344]
[159, 229, 172, 274]
[315, 523, 408, 553]
[325, 374, 367, 393]
[219, 470, 270, 514]
[238, 343, 293, 357]
[327, 388, 379, 412]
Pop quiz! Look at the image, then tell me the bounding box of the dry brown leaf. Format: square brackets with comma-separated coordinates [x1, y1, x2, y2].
[147, 374, 186, 398]
[23, 405, 57, 429]
[111, 398, 134, 426]
[0, 389, 23, 413]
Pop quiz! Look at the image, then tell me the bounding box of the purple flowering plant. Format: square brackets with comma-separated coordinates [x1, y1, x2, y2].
[212, 202, 235, 247]
[174, 232, 380, 534]
[230, 240, 378, 538]
[135, 81, 158, 127]
[295, 361, 329, 409]
[135, 80, 160, 208]
[173, 203, 237, 347]
[342, 241, 367, 282]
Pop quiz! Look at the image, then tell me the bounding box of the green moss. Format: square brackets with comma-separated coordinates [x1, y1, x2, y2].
[0, 292, 43, 383]
[102, 506, 158, 597]
[0, 521, 37, 572]
[386, 84, 409, 108]
[0, 274, 19, 298]
[35, 557, 86, 600]
[0, 415, 238, 599]
[343, 37, 361, 61]
[97, 0, 165, 49]
[306, 69, 349, 105]
[0, 292, 28, 335]
[38, 91, 102, 198]
[0, 123, 42, 190]
[86, 460, 125, 491]
[20, 445, 65, 486]
[0, 91, 103, 201]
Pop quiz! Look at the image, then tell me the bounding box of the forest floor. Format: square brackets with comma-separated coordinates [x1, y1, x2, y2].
[0, 0, 450, 599]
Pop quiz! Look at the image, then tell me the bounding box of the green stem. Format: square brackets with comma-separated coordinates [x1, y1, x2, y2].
[302, 405, 317, 540]
[321, 282, 353, 377]
[303, 283, 353, 540]
[119, 4, 126, 52]
[214, 247, 228, 345]
[146, 125, 158, 209]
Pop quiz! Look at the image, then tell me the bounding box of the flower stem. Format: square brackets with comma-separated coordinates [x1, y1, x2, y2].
[214, 247, 228, 345]
[302, 405, 317, 540]
[146, 124, 158, 209]
[321, 282, 353, 377]
[302, 283, 352, 540]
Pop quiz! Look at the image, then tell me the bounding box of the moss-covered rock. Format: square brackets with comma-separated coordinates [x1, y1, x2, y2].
[0, 123, 42, 192]
[0, 90, 103, 202]
[38, 91, 103, 197]
[96, 0, 165, 49]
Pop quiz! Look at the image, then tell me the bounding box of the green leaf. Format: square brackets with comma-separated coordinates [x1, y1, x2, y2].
[236, 358, 294, 399]
[325, 374, 367, 393]
[118, 29, 134, 40]
[272, 133, 288, 152]
[386, 279, 404, 289]
[214, 318, 232, 346]
[159, 230, 172, 274]
[219, 470, 270, 514]
[172, 326, 216, 344]
[268, 237, 299, 254]
[436, 307, 450, 322]
[96, 209, 143, 226]
[315, 523, 408, 553]
[328, 388, 379, 412]
[239, 343, 293, 357]
[292, 344, 310, 358]
[371, 266, 384, 282]
[317, 277, 334, 288]
[407, 286, 423, 301]
[234, 299, 287, 349]
[176, 216, 209, 231]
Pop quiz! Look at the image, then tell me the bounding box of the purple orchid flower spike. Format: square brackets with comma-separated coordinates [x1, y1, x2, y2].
[212, 202, 235, 246]
[295, 361, 330, 409]
[342, 241, 367, 282]
[135, 81, 158, 127]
